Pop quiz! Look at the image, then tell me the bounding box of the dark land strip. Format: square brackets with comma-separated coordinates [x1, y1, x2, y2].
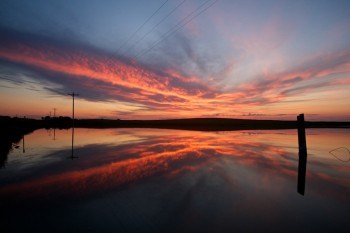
[2, 115, 349, 133]
[1, 115, 349, 167]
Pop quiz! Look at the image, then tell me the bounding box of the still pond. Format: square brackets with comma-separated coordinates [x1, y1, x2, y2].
[1, 128, 349, 233]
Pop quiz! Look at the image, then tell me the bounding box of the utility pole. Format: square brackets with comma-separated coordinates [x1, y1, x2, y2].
[68, 93, 79, 125]
[68, 92, 79, 159]
[53, 108, 56, 118]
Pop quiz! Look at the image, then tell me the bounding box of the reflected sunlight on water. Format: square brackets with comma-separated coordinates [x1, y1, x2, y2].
[0, 128, 349, 233]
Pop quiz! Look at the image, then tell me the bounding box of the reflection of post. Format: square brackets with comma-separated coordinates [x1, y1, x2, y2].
[22, 135, 25, 153]
[53, 128, 56, 140]
[297, 113, 307, 195]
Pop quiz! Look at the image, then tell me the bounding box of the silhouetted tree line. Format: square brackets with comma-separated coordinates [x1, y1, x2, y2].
[41, 116, 72, 129]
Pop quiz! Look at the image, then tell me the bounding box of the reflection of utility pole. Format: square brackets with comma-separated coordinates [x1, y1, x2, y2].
[53, 108, 57, 140]
[68, 92, 79, 159]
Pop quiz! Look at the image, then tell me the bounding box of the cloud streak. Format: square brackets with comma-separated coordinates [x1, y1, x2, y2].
[0, 26, 350, 119]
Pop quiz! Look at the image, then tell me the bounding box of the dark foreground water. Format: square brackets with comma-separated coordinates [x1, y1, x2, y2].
[0, 128, 349, 233]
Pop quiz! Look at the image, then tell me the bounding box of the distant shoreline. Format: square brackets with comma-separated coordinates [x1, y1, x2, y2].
[73, 118, 350, 131]
[1, 116, 350, 131]
[1, 116, 349, 166]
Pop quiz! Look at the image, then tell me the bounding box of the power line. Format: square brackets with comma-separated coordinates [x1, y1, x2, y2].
[135, 0, 218, 59]
[134, 0, 218, 59]
[117, 0, 169, 54]
[122, 0, 186, 56]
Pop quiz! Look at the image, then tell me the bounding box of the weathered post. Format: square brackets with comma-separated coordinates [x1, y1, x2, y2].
[22, 135, 25, 153]
[297, 113, 307, 195]
[297, 114, 307, 155]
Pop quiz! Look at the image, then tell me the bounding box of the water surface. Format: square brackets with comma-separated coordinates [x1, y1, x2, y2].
[1, 128, 349, 233]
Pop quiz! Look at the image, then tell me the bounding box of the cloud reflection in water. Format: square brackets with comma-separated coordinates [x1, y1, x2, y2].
[0, 128, 349, 233]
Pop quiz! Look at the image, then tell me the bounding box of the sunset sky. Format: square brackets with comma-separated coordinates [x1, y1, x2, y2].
[0, 0, 349, 120]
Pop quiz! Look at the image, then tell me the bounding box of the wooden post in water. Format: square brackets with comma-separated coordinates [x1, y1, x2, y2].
[22, 135, 25, 153]
[297, 113, 307, 195]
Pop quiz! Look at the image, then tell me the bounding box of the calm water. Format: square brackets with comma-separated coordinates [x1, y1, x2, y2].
[1, 128, 349, 233]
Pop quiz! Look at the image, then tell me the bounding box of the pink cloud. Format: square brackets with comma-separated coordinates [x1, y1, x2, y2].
[0, 35, 349, 120]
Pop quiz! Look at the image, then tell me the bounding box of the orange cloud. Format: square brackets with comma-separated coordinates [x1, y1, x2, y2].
[0, 41, 226, 117]
[1, 37, 350, 120]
